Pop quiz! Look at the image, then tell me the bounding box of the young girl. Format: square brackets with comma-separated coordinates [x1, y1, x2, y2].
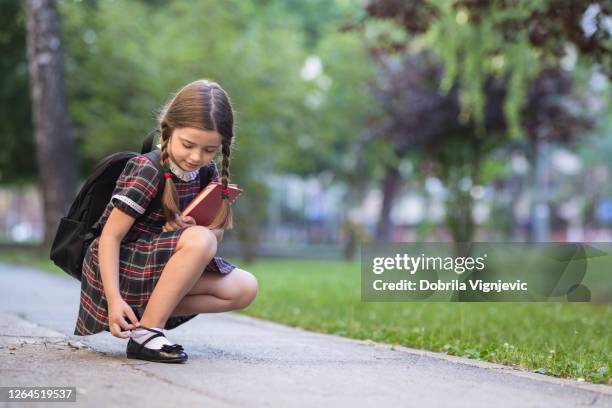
[74, 79, 258, 363]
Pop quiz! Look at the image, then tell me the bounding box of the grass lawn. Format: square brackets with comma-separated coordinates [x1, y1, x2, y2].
[1, 251, 610, 384]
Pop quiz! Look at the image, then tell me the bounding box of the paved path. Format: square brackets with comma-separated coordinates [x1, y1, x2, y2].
[0, 263, 610, 407]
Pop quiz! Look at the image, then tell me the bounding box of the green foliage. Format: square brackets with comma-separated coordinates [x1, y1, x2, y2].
[3, 0, 377, 194]
[272, 0, 359, 49]
[32, 0, 376, 243]
[0, 0, 36, 184]
[54, 0, 375, 183]
[364, 0, 609, 140]
[424, 0, 540, 138]
[275, 28, 377, 181]
[479, 155, 507, 184]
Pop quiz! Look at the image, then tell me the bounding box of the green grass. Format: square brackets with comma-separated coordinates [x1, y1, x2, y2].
[0, 247, 64, 276]
[237, 259, 611, 384]
[1, 252, 610, 384]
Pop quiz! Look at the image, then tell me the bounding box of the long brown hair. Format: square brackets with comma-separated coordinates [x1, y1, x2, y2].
[157, 79, 235, 230]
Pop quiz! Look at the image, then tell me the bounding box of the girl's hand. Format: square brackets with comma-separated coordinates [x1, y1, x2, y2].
[107, 297, 140, 339]
[162, 214, 196, 232]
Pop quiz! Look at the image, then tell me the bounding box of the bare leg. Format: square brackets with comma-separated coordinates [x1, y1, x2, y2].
[170, 268, 258, 316]
[171, 294, 237, 316]
[139, 226, 217, 328]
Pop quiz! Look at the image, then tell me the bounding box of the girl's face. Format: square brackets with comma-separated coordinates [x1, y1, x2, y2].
[168, 127, 221, 172]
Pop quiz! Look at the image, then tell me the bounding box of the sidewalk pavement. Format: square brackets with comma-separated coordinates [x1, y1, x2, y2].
[0, 263, 610, 407]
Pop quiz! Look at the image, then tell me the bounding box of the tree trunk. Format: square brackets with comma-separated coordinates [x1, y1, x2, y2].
[233, 194, 262, 264]
[23, 0, 79, 249]
[531, 137, 551, 242]
[237, 220, 259, 264]
[375, 164, 401, 242]
[446, 182, 475, 241]
[443, 135, 481, 253]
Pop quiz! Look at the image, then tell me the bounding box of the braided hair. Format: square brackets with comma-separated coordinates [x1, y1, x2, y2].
[156, 79, 235, 229]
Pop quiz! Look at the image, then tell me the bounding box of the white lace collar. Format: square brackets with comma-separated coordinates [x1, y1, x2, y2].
[167, 156, 199, 182]
[154, 145, 199, 182]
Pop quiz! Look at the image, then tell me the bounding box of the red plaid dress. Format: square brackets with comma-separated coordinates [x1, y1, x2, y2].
[74, 153, 236, 336]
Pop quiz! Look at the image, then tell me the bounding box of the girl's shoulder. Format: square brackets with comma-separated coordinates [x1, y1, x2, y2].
[109, 154, 162, 220]
[114, 154, 162, 198]
[123, 154, 162, 181]
[129, 153, 160, 169]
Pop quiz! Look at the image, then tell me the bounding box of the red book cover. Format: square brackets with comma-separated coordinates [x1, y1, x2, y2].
[181, 182, 243, 226]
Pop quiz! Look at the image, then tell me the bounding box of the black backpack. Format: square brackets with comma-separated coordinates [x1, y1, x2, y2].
[49, 129, 216, 281]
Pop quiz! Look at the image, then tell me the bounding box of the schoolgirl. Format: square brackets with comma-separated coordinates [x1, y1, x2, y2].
[74, 79, 258, 363]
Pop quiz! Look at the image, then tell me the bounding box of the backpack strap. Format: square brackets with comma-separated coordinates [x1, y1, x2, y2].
[140, 130, 215, 218]
[141, 128, 159, 154]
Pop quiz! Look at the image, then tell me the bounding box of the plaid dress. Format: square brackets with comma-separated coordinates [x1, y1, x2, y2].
[74, 153, 236, 336]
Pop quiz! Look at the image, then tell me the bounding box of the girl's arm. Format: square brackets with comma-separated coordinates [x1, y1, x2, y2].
[99, 207, 141, 338]
[99, 208, 136, 301]
[99, 234, 122, 301]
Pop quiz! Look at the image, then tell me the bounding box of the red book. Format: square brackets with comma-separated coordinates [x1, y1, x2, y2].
[181, 182, 243, 226]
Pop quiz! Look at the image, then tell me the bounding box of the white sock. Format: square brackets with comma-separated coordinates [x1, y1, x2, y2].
[129, 327, 173, 350]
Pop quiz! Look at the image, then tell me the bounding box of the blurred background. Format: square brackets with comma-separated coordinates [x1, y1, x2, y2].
[1, 0, 611, 260]
[1, 0, 611, 384]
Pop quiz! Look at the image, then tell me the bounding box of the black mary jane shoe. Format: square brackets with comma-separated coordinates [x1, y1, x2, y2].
[126, 326, 188, 363]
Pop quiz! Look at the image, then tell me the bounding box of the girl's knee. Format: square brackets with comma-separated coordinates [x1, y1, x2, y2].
[177, 226, 217, 259]
[234, 269, 258, 309]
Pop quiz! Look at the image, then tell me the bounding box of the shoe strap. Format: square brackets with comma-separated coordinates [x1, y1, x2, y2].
[133, 325, 167, 349]
[137, 325, 165, 336]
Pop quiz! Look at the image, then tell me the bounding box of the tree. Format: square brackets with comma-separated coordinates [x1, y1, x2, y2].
[363, 49, 593, 243]
[55, 0, 322, 262]
[365, 50, 506, 242]
[353, 0, 602, 243]
[362, 0, 611, 137]
[23, 0, 79, 248]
